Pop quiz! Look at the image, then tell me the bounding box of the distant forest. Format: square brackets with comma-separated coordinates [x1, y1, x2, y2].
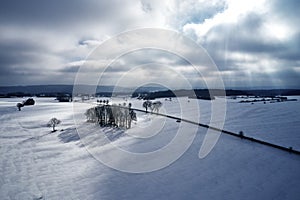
[132, 89, 300, 100]
[0, 85, 300, 98]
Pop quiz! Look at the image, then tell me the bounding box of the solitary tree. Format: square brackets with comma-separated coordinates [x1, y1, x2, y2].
[47, 118, 61, 132]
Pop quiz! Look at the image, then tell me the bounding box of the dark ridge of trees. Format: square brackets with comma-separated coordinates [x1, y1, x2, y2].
[132, 89, 300, 100]
[6, 92, 32, 97]
[0, 91, 74, 98]
[37, 92, 72, 97]
[244, 89, 300, 97]
[246, 90, 285, 97]
[132, 89, 240, 100]
[132, 89, 187, 100]
[0, 85, 73, 94]
[224, 89, 250, 96]
[188, 95, 215, 100]
[95, 92, 113, 97]
[280, 89, 300, 96]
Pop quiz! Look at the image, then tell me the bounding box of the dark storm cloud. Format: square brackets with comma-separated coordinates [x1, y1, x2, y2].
[0, 0, 128, 86]
[0, 64, 47, 86]
[0, 0, 166, 86]
[0, 38, 47, 67]
[0, 34, 63, 85]
[59, 66, 80, 73]
[0, 66, 17, 76]
[0, 0, 117, 28]
[273, 69, 300, 87]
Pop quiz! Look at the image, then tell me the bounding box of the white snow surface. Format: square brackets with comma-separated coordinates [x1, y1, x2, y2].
[0, 97, 300, 199]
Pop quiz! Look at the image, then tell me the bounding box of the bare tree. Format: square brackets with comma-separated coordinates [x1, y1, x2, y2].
[47, 118, 61, 132]
[150, 101, 162, 113]
[143, 100, 152, 113]
[85, 107, 97, 122]
[17, 103, 24, 111]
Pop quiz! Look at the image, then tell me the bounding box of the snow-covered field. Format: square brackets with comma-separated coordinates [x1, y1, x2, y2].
[0, 97, 300, 199]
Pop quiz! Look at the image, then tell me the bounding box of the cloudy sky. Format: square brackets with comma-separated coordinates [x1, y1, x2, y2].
[0, 0, 299, 89]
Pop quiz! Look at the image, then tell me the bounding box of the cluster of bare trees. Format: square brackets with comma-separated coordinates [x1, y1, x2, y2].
[142, 100, 162, 113]
[85, 103, 137, 129]
[85, 100, 162, 129]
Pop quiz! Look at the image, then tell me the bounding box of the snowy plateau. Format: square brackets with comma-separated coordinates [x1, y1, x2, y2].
[0, 97, 300, 200]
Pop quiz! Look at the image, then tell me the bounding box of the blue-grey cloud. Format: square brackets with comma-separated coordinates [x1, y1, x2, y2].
[0, 0, 299, 89]
[0, 0, 117, 28]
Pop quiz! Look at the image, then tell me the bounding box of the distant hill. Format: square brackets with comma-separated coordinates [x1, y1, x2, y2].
[132, 89, 300, 100]
[0, 85, 167, 97]
[0, 85, 73, 94]
[0, 85, 299, 98]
